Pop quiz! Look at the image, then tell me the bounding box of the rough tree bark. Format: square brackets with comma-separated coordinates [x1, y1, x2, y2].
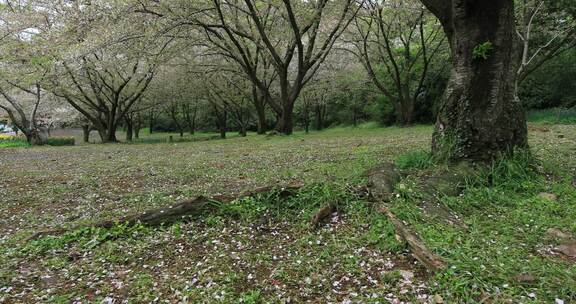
[421, 0, 528, 161]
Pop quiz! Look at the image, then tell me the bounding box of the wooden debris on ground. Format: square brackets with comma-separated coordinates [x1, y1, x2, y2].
[28, 184, 303, 241]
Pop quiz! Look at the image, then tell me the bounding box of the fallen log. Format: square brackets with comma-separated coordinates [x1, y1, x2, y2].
[28, 183, 303, 241]
[379, 206, 447, 272]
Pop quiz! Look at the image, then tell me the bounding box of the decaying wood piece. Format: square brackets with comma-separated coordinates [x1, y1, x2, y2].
[379, 206, 447, 272]
[28, 184, 303, 241]
[310, 203, 336, 229]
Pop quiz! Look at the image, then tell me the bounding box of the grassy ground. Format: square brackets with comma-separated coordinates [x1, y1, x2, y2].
[0, 124, 575, 303]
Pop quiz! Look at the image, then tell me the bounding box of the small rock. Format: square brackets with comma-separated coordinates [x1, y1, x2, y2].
[434, 294, 444, 304]
[556, 242, 576, 258]
[546, 228, 574, 240]
[514, 273, 537, 284]
[538, 192, 557, 201]
[555, 299, 564, 304]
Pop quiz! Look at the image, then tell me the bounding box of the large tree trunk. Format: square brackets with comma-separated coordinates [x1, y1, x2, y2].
[397, 98, 415, 126]
[82, 125, 91, 143]
[101, 127, 118, 143]
[25, 129, 48, 146]
[275, 101, 295, 135]
[125, 119, 133, 142]
[426, 0, 527, 161]
[252, 86, 267, 135]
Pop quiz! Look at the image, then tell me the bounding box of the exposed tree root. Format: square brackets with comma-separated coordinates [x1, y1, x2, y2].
[364, 161, 449, 272]
[310, 203, 336, 229]
[28, 184, 303, 241]
[379, 206, 447, 272]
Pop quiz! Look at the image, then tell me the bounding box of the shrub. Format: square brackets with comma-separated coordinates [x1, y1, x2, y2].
[527, 107, 576, 124]
[47, 137, 75, 146]
[0, 135, 29, 148]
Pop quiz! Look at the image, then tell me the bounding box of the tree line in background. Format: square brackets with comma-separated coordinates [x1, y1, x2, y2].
[0, 0, 574, 159]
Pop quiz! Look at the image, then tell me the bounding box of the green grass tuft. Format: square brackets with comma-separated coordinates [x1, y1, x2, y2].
[395, 150, 433, 170]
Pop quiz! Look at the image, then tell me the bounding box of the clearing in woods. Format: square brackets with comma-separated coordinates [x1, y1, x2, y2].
[0, 124, 575, 303]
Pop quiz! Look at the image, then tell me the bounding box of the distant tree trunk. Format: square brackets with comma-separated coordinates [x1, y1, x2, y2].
[214, 106, 227, 139]
[190, 107, 197, 135]
[125, 117, 133, 142]
[134, 116, 141, 139]
[82, 125, 91, 143]
[314, 104, 325, 131]
[303, 103, 310, 134]
[149, 109, 155, 134]
[422, 0, 528, 161]
[252, 86, 267, 135]
[219, 112, 227, 139]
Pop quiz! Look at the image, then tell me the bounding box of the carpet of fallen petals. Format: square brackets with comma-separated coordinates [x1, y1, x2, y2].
[0, 125, 575, 303]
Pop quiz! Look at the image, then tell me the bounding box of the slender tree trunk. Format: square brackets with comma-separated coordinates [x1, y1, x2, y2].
[314, 104, 325, 131]
[189, 106, 197, 135]
[428, 0, 527, 161]
[149, 110, 155, 134]
[303, 104, 310, 134]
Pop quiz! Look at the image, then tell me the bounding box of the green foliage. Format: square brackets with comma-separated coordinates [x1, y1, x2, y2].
[238, 290, 261, 304]
[520, 50, 576, 109]
[395, 150, 433, 170]
[472, 41, 493, 60]
[46, 137, 75, 146]
[22, 223, 152, 255]
[527, 107, 576, 124]
[217, 183, 350, 222]
[374, 95, 396, 126]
